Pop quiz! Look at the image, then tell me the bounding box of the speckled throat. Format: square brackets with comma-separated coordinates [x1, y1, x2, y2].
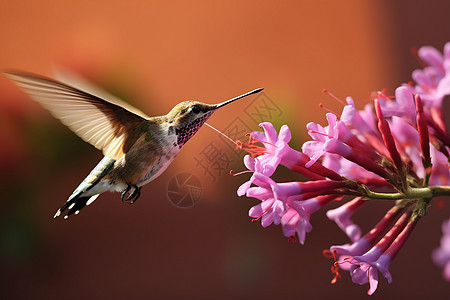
[175, 112, 213, 148]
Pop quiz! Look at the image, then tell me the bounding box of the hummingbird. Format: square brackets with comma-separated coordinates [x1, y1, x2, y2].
[5, 71, 263, 219]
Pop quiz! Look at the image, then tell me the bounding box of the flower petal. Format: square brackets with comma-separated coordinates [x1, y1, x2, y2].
[278, 125, 292, 143]
[259, 122, 278, 144]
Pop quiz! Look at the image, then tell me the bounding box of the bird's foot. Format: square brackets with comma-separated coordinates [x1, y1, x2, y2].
[121, 184, 141, 204]
[121, 185, 131, 201]
[128, 186, 141, 204]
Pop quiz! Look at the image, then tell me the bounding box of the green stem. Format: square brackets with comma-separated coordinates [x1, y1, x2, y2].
[430, 185, 450, 197]
[359, 185, 450, 200]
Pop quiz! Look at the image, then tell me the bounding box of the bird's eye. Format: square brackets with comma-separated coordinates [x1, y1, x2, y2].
[191, 105, 201, 114]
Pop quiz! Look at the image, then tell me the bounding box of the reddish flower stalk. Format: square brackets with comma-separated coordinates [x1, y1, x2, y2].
[381, 214, 419, 260]
[374, 99, 405, 175]
[369, 211, 411, 253]
[415, 94, 432, 173]
[324, 139, 392, 180]
[283, 152, 344, 181]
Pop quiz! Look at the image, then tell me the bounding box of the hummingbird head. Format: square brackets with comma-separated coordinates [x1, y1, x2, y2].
[166, 88, 263, 148]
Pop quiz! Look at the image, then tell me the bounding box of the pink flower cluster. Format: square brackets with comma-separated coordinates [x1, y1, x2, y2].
[236, 43, 450, 294]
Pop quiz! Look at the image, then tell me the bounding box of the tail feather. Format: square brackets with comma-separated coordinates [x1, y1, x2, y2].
[54, 194, 100, 219]
[54, 157, 115, 219]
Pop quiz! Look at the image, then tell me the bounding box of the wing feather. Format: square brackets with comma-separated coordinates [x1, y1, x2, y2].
[52, 66, 150, 118]
[5, 71, 149, 160]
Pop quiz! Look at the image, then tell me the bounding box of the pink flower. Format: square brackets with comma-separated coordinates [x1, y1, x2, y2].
[376, 86, 416, 124]
[237, 155, 272, 196]
[330, 205, 402, 257]
[302, 113, 339, 167]
[322, 153, 387, 185]
[245, 173, 302, 228]
[332, 212, 417, 295]
[244, 173, 340, 243]
[341, 97, 377, 134]
[247, 187, 284, 227]
[249, 122, 294, 174]
[389, 116, 423, 175]
[412, 42, 450, 107]
[349, 260, 380, 295]
[324, 139, 390, 180]
[282, 195, 336, 244]
[326, 197, 365, 242]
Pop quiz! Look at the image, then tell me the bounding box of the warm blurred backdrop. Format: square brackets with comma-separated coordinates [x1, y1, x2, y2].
[1, 1, 449, 299]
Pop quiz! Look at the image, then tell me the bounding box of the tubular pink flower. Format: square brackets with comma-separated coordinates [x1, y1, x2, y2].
[330, 205, 402, 257]
[284, 179, 346, 195]
[372, 215, 419, 284]
[355, 212, 410, 262]
[245, 173, 304, 228]
[341, 97, 376, 134]
[280, 201, 311, 244]
[326, 197, 365, 242]
[243, 122, 346, 181]
[335, 122, 381, 161]
[302, 113, 339, 167]
[389, 117, 422, 175]
[247, 173, 346, 202]
[303, 112, 382, 167]
[349, 261, 379, 295]
[240, 122, 344, 183]
[288, 158, 344, 181]
[282, 195, 337, 244]
[347, 101, 392, 158]
[412, 43, 450, 108]
[245, 173, 339, 244]
[282, 150, 344, 181]
[342, 212, 412, 295]
[377, 86, 416, 124]
[236, 122, 296, 178]
[322, 153, 389, 186]
[414, 71, 450, 106]
[286, 162, 327, 181]
[237, 155, 270, 196]
[411, 44, 450, 134]
[418, 45, 445, 73]
[246, 175, 285, 227]
[237, 123, 306, 196]
[249, 122, 293, 173]
[324, 139, 390, 180]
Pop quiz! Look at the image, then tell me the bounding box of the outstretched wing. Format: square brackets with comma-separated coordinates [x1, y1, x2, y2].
[52, 66, 150, 118]
[5, 71, 149, 160]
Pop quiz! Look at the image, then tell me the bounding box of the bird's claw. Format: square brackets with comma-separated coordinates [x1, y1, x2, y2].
[121, 184, 141, 204]
[128, 186, 141, 204]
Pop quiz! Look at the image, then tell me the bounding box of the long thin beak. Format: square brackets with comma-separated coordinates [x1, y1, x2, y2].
[212, 88, 264, 110]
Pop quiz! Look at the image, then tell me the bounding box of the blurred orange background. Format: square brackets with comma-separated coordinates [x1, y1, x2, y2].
[1, 1, 450, 299]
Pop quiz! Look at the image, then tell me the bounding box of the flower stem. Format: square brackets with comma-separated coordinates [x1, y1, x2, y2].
[359, 185, 450, 200]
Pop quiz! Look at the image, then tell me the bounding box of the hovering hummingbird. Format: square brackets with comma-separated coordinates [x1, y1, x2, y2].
[5, 71, 263, 219]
